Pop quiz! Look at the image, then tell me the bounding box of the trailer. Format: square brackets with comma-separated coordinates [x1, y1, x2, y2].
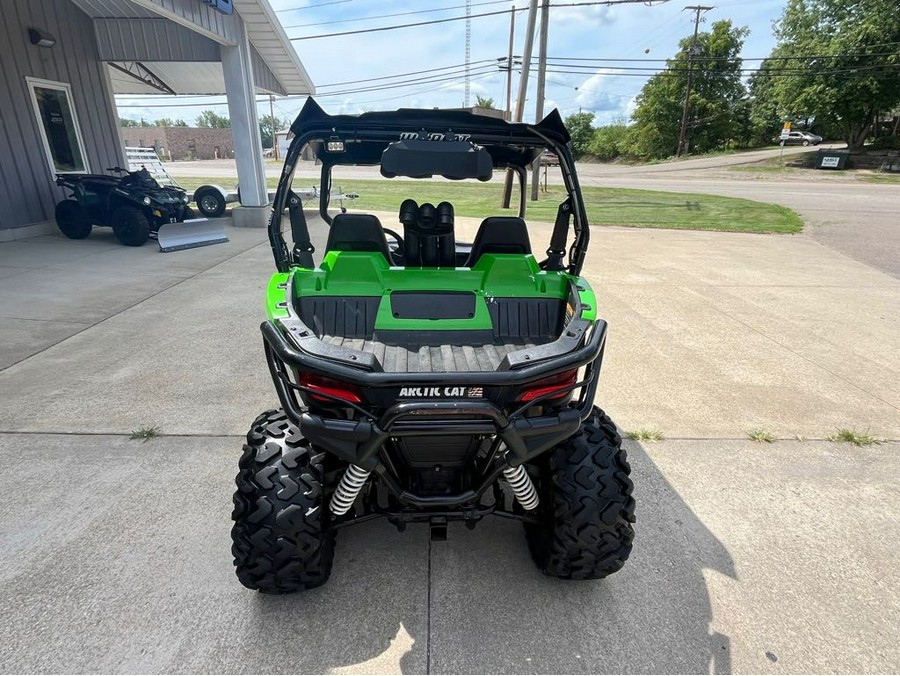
[191, 183, 358, 218]
[124, 147, 358, 220]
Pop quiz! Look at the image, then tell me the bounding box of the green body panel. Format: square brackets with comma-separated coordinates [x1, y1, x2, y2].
[265, 272, 291, 322]
[575, 279, 597, 321]
[263, 251, 597, 331]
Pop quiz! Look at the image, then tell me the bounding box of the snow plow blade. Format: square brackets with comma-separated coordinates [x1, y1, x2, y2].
[157, 218, 228, 252]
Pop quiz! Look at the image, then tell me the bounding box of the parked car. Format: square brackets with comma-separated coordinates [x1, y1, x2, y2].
[539, 149, 560, 165]
[776, 131, 823, 146]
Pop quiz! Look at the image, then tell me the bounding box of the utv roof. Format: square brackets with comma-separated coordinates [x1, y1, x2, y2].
[290, 98, 571, 169]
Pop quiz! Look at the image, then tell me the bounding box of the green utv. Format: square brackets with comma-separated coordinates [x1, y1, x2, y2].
[232, 99, 635, 593]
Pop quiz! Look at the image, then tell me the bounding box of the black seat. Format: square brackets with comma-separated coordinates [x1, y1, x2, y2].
[465, 216, 532, 267]
[326, 213, 392, 263]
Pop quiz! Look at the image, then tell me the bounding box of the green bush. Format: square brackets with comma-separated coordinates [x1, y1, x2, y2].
[589, 124, 630, 162]
[870, 135, 900, 150]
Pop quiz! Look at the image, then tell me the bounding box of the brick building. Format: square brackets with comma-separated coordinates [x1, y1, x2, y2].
[119, 126, 235, 161]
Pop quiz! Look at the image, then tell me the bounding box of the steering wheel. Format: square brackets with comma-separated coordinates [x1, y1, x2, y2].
[383, 227, 404, 249]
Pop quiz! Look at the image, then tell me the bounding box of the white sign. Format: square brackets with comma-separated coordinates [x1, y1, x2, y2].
[820, 156, 841, 168]
[780, 130, 791, 140]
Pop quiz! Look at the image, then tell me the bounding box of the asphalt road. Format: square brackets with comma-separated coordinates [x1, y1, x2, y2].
[575, 167, 900, 279]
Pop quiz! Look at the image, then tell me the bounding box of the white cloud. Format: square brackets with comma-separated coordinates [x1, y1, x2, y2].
[574, 69, 629, 116]
[550, 4, 614, 25]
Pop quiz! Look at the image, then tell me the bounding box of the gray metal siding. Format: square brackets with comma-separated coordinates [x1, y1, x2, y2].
[94, 18, 221, 61]
[69, 0, 158, 19]
[251, 45, 286, 96]
[132, 0, 239, 44]
[0, 0, 123, 229]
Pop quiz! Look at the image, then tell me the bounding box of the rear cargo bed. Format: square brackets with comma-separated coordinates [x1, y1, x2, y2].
[321, 335, 549, 373]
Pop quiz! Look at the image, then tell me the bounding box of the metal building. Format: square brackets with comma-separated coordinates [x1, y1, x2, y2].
[0, 0, 315, 240]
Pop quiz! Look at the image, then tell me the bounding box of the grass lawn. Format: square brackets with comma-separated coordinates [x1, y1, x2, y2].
[172, 174, 803, 234]
[858, 173, 900, 184]
[727, 163, 793, 174]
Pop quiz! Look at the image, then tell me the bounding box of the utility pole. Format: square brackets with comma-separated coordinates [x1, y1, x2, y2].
[504, 4, 515, 121]
[676, 5, 713, 158]
[464, 0, 472, 107]
[269, 94, 278, 161]
[501, 0, 539, 209]
[530, 0, 550, 201]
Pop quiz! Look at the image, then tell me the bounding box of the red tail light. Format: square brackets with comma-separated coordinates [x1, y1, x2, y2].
[297, 372, 363, 404]
[517, 369, 578, 402]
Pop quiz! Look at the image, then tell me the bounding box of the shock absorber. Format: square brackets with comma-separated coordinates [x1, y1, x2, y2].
[503, 464, 540, 511]
[329, 464, 371, 516]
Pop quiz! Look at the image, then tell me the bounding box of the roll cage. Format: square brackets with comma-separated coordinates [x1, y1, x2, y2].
[268, 98, 591, 276]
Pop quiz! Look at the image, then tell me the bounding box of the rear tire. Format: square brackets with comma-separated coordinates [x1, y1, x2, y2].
[231, 409, 335, 593]
[111, 206, 151, 246]
[55, 199, 92, 239]
[525, 407, 635, 579]
[195, 188, 226, 217]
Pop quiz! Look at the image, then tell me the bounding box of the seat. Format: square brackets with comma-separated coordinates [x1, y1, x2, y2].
[465, 216, 532, 267]
[326, 213, 392, 263]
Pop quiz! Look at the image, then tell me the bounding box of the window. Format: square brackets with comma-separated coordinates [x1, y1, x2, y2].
[26, 77, 89, 174]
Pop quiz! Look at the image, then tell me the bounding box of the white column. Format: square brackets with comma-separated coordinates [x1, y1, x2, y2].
[221, 15, 268, 227]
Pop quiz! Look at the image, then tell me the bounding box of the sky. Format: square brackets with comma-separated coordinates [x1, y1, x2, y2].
[115, 0, 788, 129]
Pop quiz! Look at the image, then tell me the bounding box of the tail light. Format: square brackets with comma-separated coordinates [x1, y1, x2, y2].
[297, 371, 363, 404]
[516, 369, 578, 403]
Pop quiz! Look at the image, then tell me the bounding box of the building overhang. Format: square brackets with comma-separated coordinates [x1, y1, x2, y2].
[70, 0, 314, 95]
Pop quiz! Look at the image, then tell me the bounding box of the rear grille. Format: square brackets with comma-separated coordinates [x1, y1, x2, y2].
[397, 435, 480, 469]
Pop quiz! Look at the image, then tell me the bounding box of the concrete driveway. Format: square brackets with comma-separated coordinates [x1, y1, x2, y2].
[0, 206, 898, 672]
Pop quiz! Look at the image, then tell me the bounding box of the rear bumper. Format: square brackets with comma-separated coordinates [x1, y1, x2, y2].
[261, 317, 607, 508]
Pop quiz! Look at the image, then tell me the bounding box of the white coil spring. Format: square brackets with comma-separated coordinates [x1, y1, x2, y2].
[503, 465, 540, 511]
[329, 464, 371, 516]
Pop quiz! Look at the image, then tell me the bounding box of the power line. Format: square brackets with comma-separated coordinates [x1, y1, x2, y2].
[538, 65, 900, 77]
[529, 49, 900, 63]
[275, 0, 354, 12]
[282, 0, 512, 30]
[318, 59, 496, 88]
[290, 6, 521, 40]
[290, 0, 671, 41]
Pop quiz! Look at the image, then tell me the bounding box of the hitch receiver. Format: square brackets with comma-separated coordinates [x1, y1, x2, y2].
[429, 516, 448, 542]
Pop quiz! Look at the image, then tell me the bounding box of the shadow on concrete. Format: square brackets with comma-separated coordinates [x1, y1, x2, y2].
[242, 441, 737, 674]
[0, 435, 734, 674]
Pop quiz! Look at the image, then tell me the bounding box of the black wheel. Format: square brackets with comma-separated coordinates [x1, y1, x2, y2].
[54, 199, 92, 239]
[231, 409, 335, 593]
[802, 139, 810, 146]
[195, 188, 226, 217]
[182, 205, 196, 221]
[111, 206, 151, 246]
[525, 407, 635, 579]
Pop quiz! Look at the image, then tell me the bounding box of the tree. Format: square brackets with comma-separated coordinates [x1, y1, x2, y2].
[153, 117, 188, 127]
[563, 111, 595, 159]
[589, 123, 629, 162]
[119, 117, 140, 127]
[475, 95, 495, 108]
[764, 0, 900, 151]
[196, 110, 230, 128]
[259, 113, 290, 149]
[629, 20, 749, 159]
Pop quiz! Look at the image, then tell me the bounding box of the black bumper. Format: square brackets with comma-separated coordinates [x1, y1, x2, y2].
[261, 318, 607, 508]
